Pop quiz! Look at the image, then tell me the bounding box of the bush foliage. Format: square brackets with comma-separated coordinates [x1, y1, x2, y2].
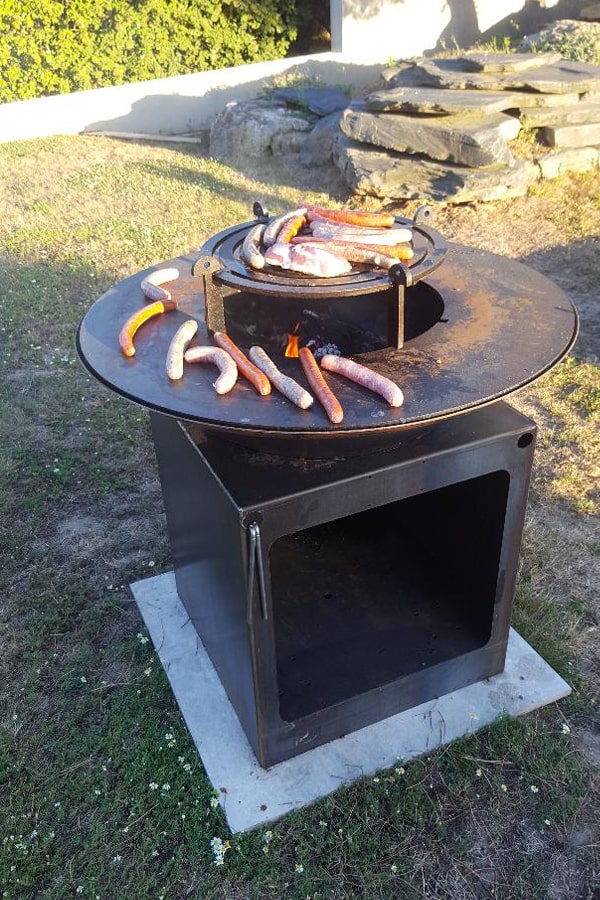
[0, 0, 298, 102]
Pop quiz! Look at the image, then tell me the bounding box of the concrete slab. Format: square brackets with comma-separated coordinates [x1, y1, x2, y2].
[131, 571, 571, 834]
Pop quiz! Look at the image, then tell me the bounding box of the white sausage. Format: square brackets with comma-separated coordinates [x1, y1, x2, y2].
[184, 346, 238, 395]
[141, 267, 180, 302]
[166, 319, 198, 381]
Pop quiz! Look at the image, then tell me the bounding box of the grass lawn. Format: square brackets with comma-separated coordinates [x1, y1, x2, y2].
[0, 135, 598, 899]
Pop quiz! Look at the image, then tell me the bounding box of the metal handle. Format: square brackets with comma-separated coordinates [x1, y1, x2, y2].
[246, 522, 268, 624]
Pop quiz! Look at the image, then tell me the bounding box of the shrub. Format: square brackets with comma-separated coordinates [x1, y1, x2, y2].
[0, 0, 298, 102]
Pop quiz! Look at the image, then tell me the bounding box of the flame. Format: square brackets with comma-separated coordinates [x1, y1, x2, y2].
[284, 323, 300, 358]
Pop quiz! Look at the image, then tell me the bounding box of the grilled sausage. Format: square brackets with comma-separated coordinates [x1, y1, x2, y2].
[276, 212, 307, 244]
[184, 346, 238, 394]
[140, 267, 180, 302]
[299, 347, 343, 424]
[292, 237, 414, 262]
[166, 319, 198, 380]
[292, 241, 398, 271]
[118, 299, 178, 358]
[240, 223, 266, 271]
[306, 206, 396, 228]
[248, 346, 313, 409]
[213, 332, 271, 396]
[320, 354, 404, 407]
[263, 207, 308, 247]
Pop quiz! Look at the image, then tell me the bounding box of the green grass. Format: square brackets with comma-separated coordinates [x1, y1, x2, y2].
[0, 136, 598, 899]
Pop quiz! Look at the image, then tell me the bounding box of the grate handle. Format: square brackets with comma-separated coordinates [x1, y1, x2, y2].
[246, 522, 268, 624]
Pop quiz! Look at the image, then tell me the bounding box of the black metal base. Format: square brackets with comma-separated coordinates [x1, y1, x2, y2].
[150, 402, 536, 768]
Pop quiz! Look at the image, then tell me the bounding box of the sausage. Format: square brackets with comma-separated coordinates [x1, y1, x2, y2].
[140, 267, 180, 302]
[306, 206, 396, 228]
[292, 238, 414, 262]
[240, 223, 266, 271]
[292, 241, 398, 271]
[213, 332, 271, 396]
[299, 347, 343, 424]
[320, 354, 404, 408]
[118, 299, 178, 358]
[248, 346, 313, 410]
[263, 207, 308, 247]
[308, 221, 413, 244]
[166, 319, 198, 381]
[184, 346, 238, 395]
[276, 212, 307, 244]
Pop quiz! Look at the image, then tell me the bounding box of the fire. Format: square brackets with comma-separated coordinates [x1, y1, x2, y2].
[284, 323, 300, 358]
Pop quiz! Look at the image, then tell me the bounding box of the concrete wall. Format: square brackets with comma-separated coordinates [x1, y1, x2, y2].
[0, 0, 562, 143]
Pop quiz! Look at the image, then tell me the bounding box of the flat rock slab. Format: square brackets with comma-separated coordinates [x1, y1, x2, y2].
[270, 86, 349, 117]
[209, 99, 313, 160]
[396, 58, 600, 95]
[538, 146, 600, 178]
[521, 101, 600, 126]
[363, 86, 526, 116]
[132, 572, 571, 834]
[510, 91, 584, 108]
[540, 120, 600, 147]
[340, 103, 519, 167]
[333, 135, 539, 203]
[453, 51, 562, 73]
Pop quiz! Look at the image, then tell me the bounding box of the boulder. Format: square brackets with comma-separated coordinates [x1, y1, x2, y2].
[270, 87, 350, 117]
[299, 111, 344, 166]
[332, 135, 539, 203]
[209, 99, 314, 160]
[340, 103, 520, 167]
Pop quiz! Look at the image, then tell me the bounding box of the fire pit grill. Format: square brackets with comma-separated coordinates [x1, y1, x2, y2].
[77, 213, 578, 768]
[77, 218, 577, 457]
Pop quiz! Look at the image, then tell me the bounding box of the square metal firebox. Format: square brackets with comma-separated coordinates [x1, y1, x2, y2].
[150, 402, 536, 769]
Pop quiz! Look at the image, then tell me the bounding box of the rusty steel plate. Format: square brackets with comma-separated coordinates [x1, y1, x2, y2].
[77, 243, 578, 445]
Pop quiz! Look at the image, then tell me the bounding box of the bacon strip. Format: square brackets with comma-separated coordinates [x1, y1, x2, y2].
[320, 354, 404, 407]
[249, 346, 313, 409]
[299, 347, 343, 424]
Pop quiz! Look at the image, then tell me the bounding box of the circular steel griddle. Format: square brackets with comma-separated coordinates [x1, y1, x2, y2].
[77, 241, 578, 452]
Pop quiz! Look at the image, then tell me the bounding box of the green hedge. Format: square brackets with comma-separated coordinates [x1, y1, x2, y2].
[0, 0, 298, 102]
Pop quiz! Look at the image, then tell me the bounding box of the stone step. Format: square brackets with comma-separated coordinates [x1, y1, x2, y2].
[332, 135, 539, 204]
[397, 58, 600, 95]
[540, 120, 600, 147]
[363, 86, 526, 116]
[340, 103, 520, 168]
[521, 101, 600, 127]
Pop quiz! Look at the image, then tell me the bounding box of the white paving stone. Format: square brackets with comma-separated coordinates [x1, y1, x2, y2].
[131, 571, 571, 834]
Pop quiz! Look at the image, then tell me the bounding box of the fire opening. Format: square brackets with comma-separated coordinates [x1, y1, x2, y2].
[284, 323, 300, 358]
